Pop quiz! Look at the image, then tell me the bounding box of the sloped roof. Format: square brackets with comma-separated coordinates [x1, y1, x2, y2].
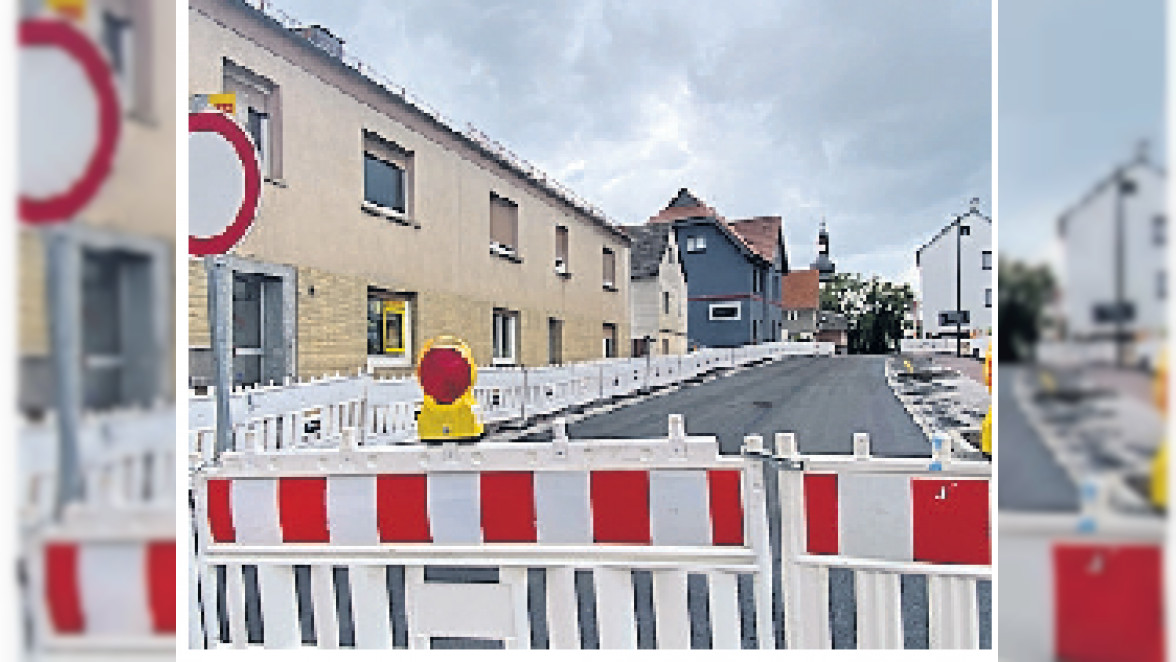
[782, 269, 820, 310]
[648, 188, 722, 224]
[628, 223, 674, 279]
[727, 216, 782, 262]
[914, 206, 993, 260]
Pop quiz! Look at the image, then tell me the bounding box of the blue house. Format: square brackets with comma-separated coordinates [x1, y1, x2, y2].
[646, 189, 789, 348]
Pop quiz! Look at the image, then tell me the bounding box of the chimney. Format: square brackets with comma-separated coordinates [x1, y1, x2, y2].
[294, 24, 345, 59]
[969, 197, 980, 213]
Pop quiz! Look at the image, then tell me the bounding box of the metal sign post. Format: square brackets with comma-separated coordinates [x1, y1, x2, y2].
[206, 255, 235, 455]
[46, 226, 83, 517]
[20, 18, 122, 518]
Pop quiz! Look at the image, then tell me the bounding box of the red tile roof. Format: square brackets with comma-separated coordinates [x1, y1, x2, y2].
[782, 269, 820, 310]
[726, 216, 782, 262]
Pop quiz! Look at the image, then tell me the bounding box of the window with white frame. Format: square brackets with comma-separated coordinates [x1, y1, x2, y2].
[555, 226, 570, 273]
[686, 235, 706, 252]
[492, 309, 519, 364]
[985, 288, 993, 308]
[1159, 271, 1167, 300]
[982, 250, 992, 270]
[1155, 215, 1167, 246]
[602, 323, 618, 358]
[367, 290, 413, 366]
[363, 131, 413, 217]
[490, 193, 520, 257]
[709, 303, 741, 321]
[602, 248, 616, 289]
[224, 59, 280, 179]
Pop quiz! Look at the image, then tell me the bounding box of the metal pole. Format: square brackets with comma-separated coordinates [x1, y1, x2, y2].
[1115, 171, 1126, 368]
[207, 255, 235, 455]
[47, 226, 83, 519]
[956, 216, 963, 358]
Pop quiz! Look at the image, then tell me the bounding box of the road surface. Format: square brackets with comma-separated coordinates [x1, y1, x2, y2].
[559, 355, 931, 457]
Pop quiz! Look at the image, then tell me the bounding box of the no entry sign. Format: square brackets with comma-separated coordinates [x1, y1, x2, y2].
[189, 111, 262, 256]
[18, 18, 120, 224]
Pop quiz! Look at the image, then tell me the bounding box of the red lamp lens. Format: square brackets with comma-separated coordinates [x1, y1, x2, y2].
[418, 347, 472, 405]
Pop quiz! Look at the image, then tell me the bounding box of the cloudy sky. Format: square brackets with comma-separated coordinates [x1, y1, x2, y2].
[999, 0, 1165, 265]
[274, 0, 991, 286]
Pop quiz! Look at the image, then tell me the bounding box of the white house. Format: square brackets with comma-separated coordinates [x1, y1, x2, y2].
[628, 224, 689, 355]
[916, 199, 994, 338]
[1057, 147, 1165, 363]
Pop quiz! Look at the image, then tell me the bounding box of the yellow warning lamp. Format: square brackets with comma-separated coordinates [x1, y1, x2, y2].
[1149, 348, 1167, 510]
[981, 343, 993, 456]
[416, 336, 482, 441]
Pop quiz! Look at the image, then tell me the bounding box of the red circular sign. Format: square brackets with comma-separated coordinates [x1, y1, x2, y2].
[188, 111, 262, 256]
[418, 347, 474, 405]
[19, 19, 121, 224]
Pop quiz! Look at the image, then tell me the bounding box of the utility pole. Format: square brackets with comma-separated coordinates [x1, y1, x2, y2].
[1115, 169, 1136, 368]
[956, 215, 963, 358]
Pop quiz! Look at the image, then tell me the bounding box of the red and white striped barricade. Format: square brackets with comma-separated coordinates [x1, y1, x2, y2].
[999, 510, 1164, 662]
[26, 506, 175, 658]
[190, 417, 775, 650]
[775, 432, 992, 649]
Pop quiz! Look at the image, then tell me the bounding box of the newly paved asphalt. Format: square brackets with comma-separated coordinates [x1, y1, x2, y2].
[996, 365, 1079, 512]
[563, 355, 932, 457]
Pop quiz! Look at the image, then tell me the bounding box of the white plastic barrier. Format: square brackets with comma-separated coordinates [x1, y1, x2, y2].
[899, 339, 957, 354]
[1035, 340, 1118, 367]
[191, 418, 776, 650]
[773, 432, 992, 649]
[189, 342, 836, 457]
[999, 510, 1163, 661]
[20, 407, 178, 659]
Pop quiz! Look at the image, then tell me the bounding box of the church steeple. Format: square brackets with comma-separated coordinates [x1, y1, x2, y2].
[810, 218, 836, 282]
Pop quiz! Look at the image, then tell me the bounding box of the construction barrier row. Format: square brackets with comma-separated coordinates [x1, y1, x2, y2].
[189, 419, 991, 650]
[188, 342, 836, 462]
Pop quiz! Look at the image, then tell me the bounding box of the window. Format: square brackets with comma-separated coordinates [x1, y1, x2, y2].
[492, 309, 519, 365]
[102, 11, 136, 113]
[490, 193, 520, 257]
[602, 323, 618, 358]
[787, 310, 799, 322]
[686, 235, 706, 252]
[753, 270, 763, 294]
[1159, 271, 1167, 300]
[982, 250, 992, 270]
[709, 303, 741, 321]
[752, 319, 759, 342]
[362, 131, 413, 218]
[985, 288, 993, 308]
[602, 248, 616, 289]
[548, 318, 563, 364]
[367, 291, 412, 365]
[662, 338, 669, 355]
[224, 60, 281, 179]
[1155, 215, 1167, 246]
[555, 226, 569, 273]
[959, 224, 971, 236]
[663, 291, 671, 315]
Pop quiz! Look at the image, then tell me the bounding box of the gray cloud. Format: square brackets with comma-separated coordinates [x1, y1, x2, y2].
[274, 0, 990, 283]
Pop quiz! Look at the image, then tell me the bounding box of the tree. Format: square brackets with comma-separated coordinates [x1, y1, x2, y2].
[820, 273, 915, 354]
[998, 258, 1056, 362]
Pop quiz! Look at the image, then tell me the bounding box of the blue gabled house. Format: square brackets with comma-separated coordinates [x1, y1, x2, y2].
[646, 189, 789, 348]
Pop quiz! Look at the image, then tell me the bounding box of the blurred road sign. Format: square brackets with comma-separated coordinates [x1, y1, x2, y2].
[18, 18, 120, 223]
[939, 310, 970, 326]
[189, 111, 262, 256]
[46, 0, 86, 21]
[1093, 301, 1135, 324]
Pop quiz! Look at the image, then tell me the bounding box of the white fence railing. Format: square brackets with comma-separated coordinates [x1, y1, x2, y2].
[20, 406, 178, 658]
[1035, 340, 1118, 367]
[189, 342, 835, 462]
[189, 420, 991, 650]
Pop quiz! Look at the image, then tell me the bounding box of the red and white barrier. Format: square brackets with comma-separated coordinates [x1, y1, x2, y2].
[1000, 512, 1164, 662]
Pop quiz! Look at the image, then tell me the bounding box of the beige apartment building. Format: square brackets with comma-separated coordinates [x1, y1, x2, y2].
[19, 0, 176, 414]
[188, 0, 631, 385]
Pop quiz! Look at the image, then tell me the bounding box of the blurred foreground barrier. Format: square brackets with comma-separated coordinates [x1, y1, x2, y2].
[188, 341, 836, 461]
[20, 406, 177, 659]
[999, 510, 1164, 661]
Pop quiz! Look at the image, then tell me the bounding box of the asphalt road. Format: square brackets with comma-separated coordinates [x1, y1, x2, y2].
[997, 365, 1079, 512]
[563, 355, 932, 457]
